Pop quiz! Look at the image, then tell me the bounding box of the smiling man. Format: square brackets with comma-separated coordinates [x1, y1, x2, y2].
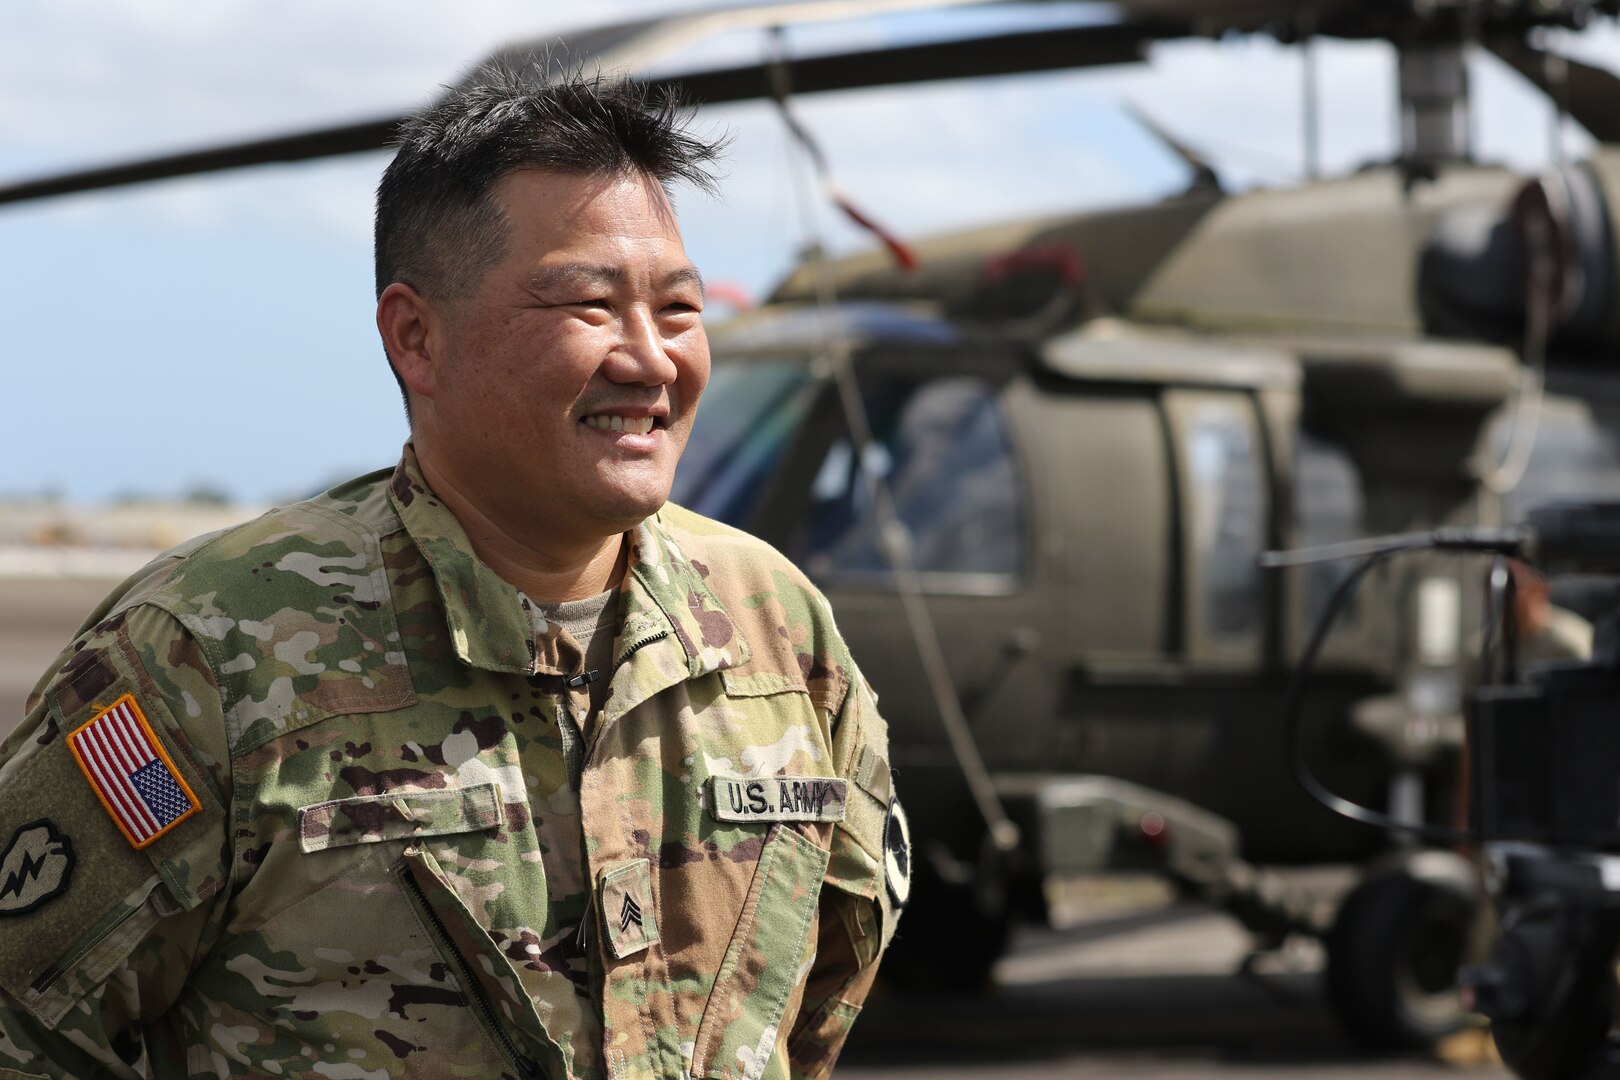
[0, 69, 905, 1079]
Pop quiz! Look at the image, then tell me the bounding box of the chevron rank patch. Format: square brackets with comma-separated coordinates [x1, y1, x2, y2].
[67, 694, 202, 850]
[708, 775, 847, 824]
[599, 858, 658, 959]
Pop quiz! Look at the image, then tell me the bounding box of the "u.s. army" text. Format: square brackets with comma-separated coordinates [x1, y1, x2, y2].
[708, 775, 848, 823]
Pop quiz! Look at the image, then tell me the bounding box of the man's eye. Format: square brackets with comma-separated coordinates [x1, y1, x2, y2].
[662, 301, 700, 314]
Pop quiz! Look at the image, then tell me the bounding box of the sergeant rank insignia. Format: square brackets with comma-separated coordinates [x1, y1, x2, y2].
[67, 694, 202, 849]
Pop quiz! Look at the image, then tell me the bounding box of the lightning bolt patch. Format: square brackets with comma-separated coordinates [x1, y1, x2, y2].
[0, 819, 75, 916]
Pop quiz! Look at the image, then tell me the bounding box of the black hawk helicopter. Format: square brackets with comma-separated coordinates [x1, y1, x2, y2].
[6, 0, 1620, 1054]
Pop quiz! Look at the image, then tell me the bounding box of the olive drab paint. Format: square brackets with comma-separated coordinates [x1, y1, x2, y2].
[0, 446, 905, 1080]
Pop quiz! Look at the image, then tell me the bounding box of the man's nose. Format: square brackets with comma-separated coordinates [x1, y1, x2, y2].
[606, 307, 680, 385]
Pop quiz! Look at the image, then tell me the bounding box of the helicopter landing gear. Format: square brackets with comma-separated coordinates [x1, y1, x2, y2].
[1325, 858, 1479, 1052]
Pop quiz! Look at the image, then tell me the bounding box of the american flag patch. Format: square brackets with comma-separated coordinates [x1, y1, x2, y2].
[67, 694, 201, 849]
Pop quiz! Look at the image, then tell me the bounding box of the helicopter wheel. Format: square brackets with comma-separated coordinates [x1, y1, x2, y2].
[1325, 868, 1478, 1052]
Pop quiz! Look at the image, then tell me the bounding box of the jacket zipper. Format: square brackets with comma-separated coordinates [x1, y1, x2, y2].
[397, 861, 542, 1080]
[613, 629, 668, 669]
[596, 629, 668, 769]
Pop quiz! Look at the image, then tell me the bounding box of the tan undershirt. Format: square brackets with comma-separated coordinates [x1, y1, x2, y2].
[530, 589, 619, 722]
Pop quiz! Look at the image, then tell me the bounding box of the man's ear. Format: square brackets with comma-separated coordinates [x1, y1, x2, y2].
[377, 282, 439, 402]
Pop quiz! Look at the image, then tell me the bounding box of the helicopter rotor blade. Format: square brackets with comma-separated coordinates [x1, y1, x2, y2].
[1486, 35, 1620, 143]
[0, 18, 1149, 209]
[0, 0, 1014, 209]
[657, 22, 1150, 105]
[0, 117, 402, 208]
[472, 0, 1022, 86]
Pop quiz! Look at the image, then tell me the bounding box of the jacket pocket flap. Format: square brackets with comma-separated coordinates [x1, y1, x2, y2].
[298, 782, 502, 853]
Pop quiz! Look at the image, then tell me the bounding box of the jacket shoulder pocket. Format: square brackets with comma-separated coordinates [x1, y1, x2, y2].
[692, 823, 830, 1080]
[297, 781, 502, 853]
[0, 675, 226, 1027]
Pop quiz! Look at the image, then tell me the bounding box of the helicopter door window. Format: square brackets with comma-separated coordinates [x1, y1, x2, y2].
[1294, 432, 1366, 655]
[795, 375, 1024, 592]
[1168, 392, 1268, 666]
[669, 360, 817, 529]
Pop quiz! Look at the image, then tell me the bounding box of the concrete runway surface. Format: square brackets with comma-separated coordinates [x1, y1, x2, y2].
[838, 905, 1513, 1079]
[0, 577, 111, 726]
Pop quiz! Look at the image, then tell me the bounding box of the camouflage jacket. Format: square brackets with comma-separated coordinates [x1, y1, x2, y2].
[0, 448, 904, 1080]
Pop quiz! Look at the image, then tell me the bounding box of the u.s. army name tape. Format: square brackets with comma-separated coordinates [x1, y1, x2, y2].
[708, 775, 847, 823]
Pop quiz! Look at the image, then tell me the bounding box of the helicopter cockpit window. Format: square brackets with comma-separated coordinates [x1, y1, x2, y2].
[668, 360, 817, 528]
[1294, 432, 1366, 641]
[795, 375, 1024, 591]
[1171, 392, 1268, 662]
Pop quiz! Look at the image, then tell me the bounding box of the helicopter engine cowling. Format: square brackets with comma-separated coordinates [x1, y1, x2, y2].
[1421, 151, 1620, 354]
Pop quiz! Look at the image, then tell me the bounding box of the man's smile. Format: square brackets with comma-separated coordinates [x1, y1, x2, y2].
[581, 414, 658, 436]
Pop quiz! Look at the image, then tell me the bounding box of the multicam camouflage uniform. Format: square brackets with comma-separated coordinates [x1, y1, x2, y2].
[0, 447, 905, 1079]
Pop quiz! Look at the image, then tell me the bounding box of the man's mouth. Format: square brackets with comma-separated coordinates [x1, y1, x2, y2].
[582, 414, 657, 436]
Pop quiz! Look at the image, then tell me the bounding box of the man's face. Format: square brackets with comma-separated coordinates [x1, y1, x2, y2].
[420, 169, 709, 546]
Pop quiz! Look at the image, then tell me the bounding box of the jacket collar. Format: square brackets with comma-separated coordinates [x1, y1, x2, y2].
[387, 445, 748, 679]
[620, 512, 750, 678]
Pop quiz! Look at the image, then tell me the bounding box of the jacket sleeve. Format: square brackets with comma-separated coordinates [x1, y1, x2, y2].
[0, 605, 233, 1079]
[788, 671, 906, 1080]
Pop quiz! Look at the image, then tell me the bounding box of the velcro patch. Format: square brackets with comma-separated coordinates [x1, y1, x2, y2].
[708, 775, 847, 824]
[66, 694, 202, 850]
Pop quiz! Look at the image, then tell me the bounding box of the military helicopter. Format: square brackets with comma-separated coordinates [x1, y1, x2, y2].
[6, 0, 1620, 1055]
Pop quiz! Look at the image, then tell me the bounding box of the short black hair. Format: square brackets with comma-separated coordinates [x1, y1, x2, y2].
[374, 65, 724, 413]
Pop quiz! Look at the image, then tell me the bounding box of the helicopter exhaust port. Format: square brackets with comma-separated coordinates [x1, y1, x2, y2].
[1420, 156, 1620, 351]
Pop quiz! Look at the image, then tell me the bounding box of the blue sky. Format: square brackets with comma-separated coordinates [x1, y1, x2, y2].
[2, 1, 1616, 504]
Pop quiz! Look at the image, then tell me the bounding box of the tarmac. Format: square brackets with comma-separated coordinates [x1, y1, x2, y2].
[0, 576, 113, 726]
[841, 903, 1512, 1078]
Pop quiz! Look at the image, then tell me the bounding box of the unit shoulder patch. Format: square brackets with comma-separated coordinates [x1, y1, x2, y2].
[708, 775, 847, 824]
[66, 694, 202, 850]
[884, 796, 911, 908]
[0, 819, 75, 916]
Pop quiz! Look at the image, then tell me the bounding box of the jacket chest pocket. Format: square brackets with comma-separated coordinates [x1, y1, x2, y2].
[200, 783, 518, 1077]
[690, 823, 830, 1080]
[297, 779, 562, 1078]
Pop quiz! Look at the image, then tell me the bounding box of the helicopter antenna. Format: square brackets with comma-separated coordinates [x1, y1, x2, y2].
[1121, 103, 1223, 195]
[767, 26, 1019, 855]
[763, 32, 918, 270]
